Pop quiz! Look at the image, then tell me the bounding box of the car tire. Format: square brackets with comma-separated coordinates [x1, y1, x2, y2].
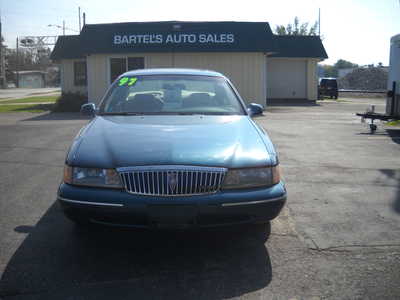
[370, 124, 377, 134]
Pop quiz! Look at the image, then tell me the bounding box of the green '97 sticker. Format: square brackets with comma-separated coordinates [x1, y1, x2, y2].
[128, 77, 138, 86]
[118, 77, 138, 86]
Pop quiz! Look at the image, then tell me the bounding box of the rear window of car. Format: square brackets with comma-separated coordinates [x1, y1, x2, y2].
[320, 79, 338, 88]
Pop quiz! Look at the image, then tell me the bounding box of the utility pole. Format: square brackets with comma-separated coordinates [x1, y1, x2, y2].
[0, 16, 5, 88]
[318, 8, 321, 36]
[78, 7, 81, 31]
[83, 12, 86, 27]
[0, 14, 5, 88]
[15, 37, 19, 88]
[63, 20, 65, 35]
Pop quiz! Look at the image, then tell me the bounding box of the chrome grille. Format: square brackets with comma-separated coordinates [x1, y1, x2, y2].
[117, 165, 227, 196]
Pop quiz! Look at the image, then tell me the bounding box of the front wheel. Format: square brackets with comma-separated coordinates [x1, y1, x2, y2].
[370, 124, 377, 134]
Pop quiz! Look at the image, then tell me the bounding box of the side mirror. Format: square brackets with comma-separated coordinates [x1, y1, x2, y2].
[80, 103, 96, 117]
[247, 103, 264, 117]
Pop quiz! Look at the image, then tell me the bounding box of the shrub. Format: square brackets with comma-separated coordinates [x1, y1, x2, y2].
[52, 92, 88, 112]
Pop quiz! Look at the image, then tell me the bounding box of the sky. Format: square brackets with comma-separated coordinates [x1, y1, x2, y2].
[1, 0, 400, 66]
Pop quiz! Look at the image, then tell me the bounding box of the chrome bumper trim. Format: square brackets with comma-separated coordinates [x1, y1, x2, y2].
[221, 195, 286, 207]
[58, 196, 124, 207]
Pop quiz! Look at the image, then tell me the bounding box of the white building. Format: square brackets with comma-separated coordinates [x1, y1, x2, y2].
[51, 21, 328, 106]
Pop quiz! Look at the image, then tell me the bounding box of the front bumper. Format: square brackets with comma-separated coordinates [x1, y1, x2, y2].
[58, 182, 287, 228]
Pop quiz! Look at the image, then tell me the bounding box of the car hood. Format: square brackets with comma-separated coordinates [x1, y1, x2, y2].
[67, 115, 277, 169]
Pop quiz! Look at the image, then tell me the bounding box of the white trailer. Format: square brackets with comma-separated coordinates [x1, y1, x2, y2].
[357, 33, 400, 133]
[386, 33, 400, 116]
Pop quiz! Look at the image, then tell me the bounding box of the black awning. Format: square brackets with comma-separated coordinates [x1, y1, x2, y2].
[79, 21, 278, 54]
[50, 21, 328, 60]
[50, 35, 84, 60]
[269, 35, 328, 59]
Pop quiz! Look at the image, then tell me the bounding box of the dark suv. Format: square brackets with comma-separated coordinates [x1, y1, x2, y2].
[318, 78, 338, 99]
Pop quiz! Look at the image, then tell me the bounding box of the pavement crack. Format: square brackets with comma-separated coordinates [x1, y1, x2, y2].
[0, 146, 65, 151]
[309, 243, 400, 253]
[285, 180, 399, 188]
[308, 237, 320, 250]
[270, 233, 298, 238]
[0, 160, 63, 167]
[283, 164, 400, 172]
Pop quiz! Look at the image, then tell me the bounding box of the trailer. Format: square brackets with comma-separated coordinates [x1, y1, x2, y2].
[356, 33, 400, 133]
[356, 81, 400, 133]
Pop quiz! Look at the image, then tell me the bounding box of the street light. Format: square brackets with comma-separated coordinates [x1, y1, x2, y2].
[48, 21, 79, 35]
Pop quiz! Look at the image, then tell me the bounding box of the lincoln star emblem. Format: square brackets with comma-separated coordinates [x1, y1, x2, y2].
[167, 172, 178, 191]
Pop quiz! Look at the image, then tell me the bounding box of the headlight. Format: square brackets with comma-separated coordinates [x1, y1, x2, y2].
[63, 165, 122, 188]
[222, 165, 281, 189]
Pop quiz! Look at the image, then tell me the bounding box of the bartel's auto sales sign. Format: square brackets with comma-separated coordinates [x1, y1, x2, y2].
[113, 33, 235, 45]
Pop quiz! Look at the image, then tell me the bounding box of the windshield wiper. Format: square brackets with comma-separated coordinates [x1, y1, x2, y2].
[102, 112, 203, 116]
[175, 112, 205, 115]
[99, 112, 145, 116]
[177, 112, 240, 116]
[99, 112, 241, 116]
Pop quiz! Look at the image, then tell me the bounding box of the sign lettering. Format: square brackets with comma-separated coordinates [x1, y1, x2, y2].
[118, 77, 138, 86]
[113, 33, 235, 45]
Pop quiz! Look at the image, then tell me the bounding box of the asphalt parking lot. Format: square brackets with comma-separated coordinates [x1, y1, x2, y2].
[0, 98, 399, 299]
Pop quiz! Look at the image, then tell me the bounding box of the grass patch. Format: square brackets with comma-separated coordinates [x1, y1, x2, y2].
[386, 120, 400, 126]
[0, 95, 58, 104]
[0, 103, 54, 113]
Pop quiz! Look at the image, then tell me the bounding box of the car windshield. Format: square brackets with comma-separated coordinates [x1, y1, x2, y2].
[99, 74, 245, 115]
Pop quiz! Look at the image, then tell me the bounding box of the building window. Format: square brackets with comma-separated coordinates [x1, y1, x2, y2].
[110, 58, 126, 83]
[128, 57, 145, 71]
[110, 57, 144, 83]
[74, 61, 87, 86]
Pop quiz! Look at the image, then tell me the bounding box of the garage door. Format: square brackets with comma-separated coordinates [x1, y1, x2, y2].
[172, 52, 266, 106]
[267, 59, 307, 99]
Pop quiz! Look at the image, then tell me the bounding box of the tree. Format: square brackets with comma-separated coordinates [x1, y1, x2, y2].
[334, 59, 358, 69]
[6, 48, 36, 72]
[274, 17, 319, 36]
[5, 46, 56, 84]
[320, 59, 359, 78]
[6, 46, 53, 72]
[321, 65, 337, 77]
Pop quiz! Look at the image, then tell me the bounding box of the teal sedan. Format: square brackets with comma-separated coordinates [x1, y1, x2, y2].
[58, 68, 286, 228]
